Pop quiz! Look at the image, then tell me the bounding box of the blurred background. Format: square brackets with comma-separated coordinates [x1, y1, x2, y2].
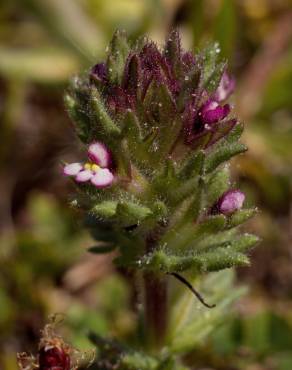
[0, 0, 292, 369]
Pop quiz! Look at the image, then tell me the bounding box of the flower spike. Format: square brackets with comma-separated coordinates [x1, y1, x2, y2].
[64, 29, 257, 299]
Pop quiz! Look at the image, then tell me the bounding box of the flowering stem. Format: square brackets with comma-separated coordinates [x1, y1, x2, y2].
[144, 271, 168, 351]
[143, 233, 168, 350]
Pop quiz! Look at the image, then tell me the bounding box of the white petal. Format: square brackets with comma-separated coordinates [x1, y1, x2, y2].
[75, 170, 94, 182]
[63, 163, 83, 176]
[90, 168, 114, 188]
[88, 142, 111, 168]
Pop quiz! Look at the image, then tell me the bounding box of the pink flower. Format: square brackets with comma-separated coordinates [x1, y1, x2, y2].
[63, 142, 114, 188]
[216, 190, 245, 215]
[199, 99, 230, 124]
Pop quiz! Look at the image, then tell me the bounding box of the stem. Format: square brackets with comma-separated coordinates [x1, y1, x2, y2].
[143, 232, 168, 350]
[144, 271, 168, 350]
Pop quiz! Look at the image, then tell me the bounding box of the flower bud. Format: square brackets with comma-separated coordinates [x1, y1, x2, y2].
[199, 99, 230, 124]
[90, 63, 107, 83]
[215, 190, 245, 215]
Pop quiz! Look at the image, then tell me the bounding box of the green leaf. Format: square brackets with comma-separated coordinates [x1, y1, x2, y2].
[197, 248, 250, 272]
[170, 178, 199, 204]
[225, 122, 244, 143]
[177, 65, 202, 110]
[164, 29, 182, 77]
[178, 150, 205, 179]
[205, 61, 226, 93]
[175, 182, 203, 222]
[161, 215, 226, 253]
[64, 93, 92, 143]
[107, 30, 130, 84]
[90, 88, 121, 138]
[140, 246, 249, 273]
[92, 201, 118, 218]
[228, 208, 257, 228]
[206, 166, 230, 206]
[116, 201, 152, 226]
[168, 270, 246, 354]
[231, 233, 260, 252]
[201, 42, 225, 93]
[205, 142, 247, 173]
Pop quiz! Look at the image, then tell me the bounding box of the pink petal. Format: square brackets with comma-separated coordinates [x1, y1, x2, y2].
[219, 190, 245, 214]
[63, 163, 83, 176]
[88, 142, 111, 168]
[75, 170, 94, 182]
[90, 168, 114, 188]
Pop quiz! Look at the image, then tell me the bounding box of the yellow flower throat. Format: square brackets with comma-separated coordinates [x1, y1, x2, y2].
[84, 163, 100, 172]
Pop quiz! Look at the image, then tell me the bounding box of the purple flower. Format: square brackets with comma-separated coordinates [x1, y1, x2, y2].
[215, 190, 245, 215]
[214, 71, 235, 102]
[90, 63, 107, 83]
[63, 142, 114, 188]
[199, 99, 230, 124]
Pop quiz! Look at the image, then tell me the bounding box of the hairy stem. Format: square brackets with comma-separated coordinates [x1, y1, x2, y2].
[144, 271, 168, 350]
[143, 232, 168, 350]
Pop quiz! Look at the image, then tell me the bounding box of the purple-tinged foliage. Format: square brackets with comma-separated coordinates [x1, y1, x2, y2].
[90, 62, 107, 83]
[64, 28, 257, 283]
[87, 30, 237, 151]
